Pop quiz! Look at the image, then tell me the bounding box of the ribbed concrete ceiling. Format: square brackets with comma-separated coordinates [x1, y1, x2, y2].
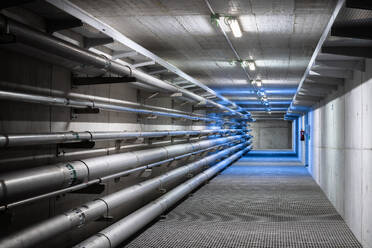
[70, 0, 337, 115]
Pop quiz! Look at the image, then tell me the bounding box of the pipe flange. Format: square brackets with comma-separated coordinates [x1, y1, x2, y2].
[84, 131, 94, 141]
[99, 54, 112, 73]
[123, 65, 133, 77]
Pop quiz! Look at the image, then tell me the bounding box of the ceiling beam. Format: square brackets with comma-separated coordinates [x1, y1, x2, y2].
[296, 94, 324, 102]
[302, 82, 338, 91]
[314, 59, 365, 71]
[112, 51, 138, 60]
[83, 37, 114, 49]
[299, 89, 328, 97]
[0, 0, 35, 9]
[46, 19, 83, 33]
[309, 68, 352, 79]
[72, 76, 136, 85]
[345, 0, 372, 10]
[322, 46, 372, 58]
[133, 61, 155, 68]
[331, 22, 372, 40]
[147, 69, 169, 75]
[306, 75, 344, 85]
[293, 100, 316, 106]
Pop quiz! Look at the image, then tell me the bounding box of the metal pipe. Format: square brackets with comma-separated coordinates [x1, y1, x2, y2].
[0, 136, 206, 166]
[0, 135, 248, 202]
[0, 141, 241, 210]
[0, 142, 250, 248]
[74, 146, 250, 248]
[0, 90, 217, 122]
[0, 129, 241, 147]
[0, 15, 246, 119]
[0, 80, 209, 119]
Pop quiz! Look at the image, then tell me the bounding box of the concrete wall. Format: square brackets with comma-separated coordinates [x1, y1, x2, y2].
[251, 120, 292, 149]
[309, 59, 372, 248]
[0, 48, 207, 247]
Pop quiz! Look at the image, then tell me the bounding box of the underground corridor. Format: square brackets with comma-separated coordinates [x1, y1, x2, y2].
[0, 0, 371, 247]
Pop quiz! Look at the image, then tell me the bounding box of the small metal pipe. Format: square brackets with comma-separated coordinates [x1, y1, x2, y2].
[0, 137, 206, 166]
[0, 135, 248, 202]
[0, 129, 241, 147]
[0, 80, 209, 119]
[0, 90, 216, 122]
[74, 146, 251, 248]
[0, 142, 250, 248]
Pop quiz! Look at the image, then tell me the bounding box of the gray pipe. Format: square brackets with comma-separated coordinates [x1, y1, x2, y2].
[0, 129, 241, 147]
[74, 146, 250, 248]
[0, 15, 246, 119]
[0, 142, 250, 248]
[1, 140, 239, 211]
[0, 135, 248, 202]
[0, 90, 217, 122]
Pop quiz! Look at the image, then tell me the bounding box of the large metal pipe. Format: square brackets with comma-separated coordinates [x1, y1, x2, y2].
[74, 146, 249, 248]
[0, 80, 209, 119]
[1, 140, 240, 210]
[0, 136, 209, 166]
[0, 142, 250, 248]
[0, 90, 217, 122]
[0, 135, 247, 202]
[0, 129, 241, 147]
[0, 15, 246, 118]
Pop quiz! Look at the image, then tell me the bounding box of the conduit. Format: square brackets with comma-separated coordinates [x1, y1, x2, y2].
[0, 135, 248, 202]
[0, 129, 241, 147]
[0, 15, 246, 118]
[0, 90, 216, 122]
[0, 142, 250, 248]
[74, 146, 250, 248]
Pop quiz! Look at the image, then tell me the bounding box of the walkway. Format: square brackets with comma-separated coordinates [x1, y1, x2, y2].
[125, 160, 361, 247]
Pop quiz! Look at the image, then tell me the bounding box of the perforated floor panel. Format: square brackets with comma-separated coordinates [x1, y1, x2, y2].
[124, 164, 362, 248]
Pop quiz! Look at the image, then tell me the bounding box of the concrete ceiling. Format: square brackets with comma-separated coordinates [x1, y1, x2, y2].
[66, 0, 337, 116]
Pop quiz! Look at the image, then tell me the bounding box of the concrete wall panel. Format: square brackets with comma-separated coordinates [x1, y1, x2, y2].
[309, 58, 372, 247]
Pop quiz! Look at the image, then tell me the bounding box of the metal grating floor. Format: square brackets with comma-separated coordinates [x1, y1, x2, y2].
[124, 163, 362, 248]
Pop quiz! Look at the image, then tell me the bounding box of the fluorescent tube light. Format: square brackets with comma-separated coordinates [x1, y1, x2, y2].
[229, 18, 242, 38]
[247, 61, 255, 71]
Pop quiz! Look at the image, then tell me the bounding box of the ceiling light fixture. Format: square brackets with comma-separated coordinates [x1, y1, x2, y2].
[211, 14, 243, 38]
[228, 18, 242, 38]
[240, 60, 256, 71]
